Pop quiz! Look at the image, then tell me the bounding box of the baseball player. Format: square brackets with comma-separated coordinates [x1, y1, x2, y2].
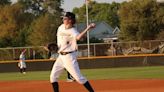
[50, 12, 95, 92]
[18, 49, 27, 74]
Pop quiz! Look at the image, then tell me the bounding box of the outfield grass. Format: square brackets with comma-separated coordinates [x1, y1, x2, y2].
[0, 66, 164, 81]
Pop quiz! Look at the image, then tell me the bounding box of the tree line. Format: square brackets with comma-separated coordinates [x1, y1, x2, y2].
[0, 0, 63, 47]
[0, 0, 163, 48]
[73, 0, 164, 41]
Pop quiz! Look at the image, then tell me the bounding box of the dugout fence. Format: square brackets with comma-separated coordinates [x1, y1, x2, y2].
[0, 40, 164, 61]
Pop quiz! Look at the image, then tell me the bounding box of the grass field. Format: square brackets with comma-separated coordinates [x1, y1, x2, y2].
[0, 66, 164, 81]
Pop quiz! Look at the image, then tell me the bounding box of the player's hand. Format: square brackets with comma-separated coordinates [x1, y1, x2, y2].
[87, 23, 96, 30]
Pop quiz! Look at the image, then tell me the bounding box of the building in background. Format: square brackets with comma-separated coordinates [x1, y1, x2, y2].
[75, 21, 120, 43]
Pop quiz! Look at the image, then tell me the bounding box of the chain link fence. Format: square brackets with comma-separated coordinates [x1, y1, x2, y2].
[0, 40, 164, 61]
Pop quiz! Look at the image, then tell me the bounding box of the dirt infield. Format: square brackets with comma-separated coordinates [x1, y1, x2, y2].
[0, 79, 164, 92]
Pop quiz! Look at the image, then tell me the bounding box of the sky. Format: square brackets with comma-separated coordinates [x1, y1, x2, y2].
[61, 0, 127, 12]
[62, 0, 164, 12]
[11, 0, 164, 12]
[11, 0, 127, 11]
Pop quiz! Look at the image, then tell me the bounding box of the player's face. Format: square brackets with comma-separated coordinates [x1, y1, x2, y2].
[63, 17, 71, 25]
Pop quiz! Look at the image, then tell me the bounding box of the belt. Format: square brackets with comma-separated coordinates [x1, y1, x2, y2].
[60, 50, 77, 55]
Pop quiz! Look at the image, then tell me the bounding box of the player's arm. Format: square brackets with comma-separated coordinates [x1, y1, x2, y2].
[43, 46, 49, 51]
[76, 23, 95, 41]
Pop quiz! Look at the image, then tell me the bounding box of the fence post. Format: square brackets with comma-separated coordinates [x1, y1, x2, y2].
[149, 41, 152, 49]
[111, 40, 114, 56]
[33, 50, 35, 59]
[93, 44, 96, 56]
[28, 48, 30, 59]
[13, 48, 15, 60]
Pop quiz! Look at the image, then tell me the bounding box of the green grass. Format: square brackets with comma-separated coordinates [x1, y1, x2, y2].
[1, 66, 164, 81]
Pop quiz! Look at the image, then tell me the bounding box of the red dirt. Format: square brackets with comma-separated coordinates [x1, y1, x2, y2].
[0, 79, 164, 92]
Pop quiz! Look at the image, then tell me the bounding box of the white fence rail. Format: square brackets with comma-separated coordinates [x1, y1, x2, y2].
[0, 40, 164, 61]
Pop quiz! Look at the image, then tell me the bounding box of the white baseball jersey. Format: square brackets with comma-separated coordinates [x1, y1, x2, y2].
[57, 24, 79, 52]
[19, 53, 26, 69]
[50, 24, 87, 84]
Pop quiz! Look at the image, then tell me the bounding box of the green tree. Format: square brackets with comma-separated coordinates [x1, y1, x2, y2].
[73, 1, 120, 27]
[0, 2, 36, 47]
[156, 3, 164, 40]
[27, 14, 61, 46]
[18, 0, 46, 16]
[119, 0, 161, 41]
[0, 0, 63, 47]
[0, 3, 23, 47]
[27, 0, 63, 46]
[13, 26, 32, 47]
[156, 30, 164, 40]
[0, 0, 11, 6]
[18, 0, 63, 16]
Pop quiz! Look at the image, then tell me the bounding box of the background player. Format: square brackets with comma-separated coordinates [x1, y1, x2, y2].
[43, 43, 58, 60]
[50, 12, 95, 92]
[18, 49, 27, 74]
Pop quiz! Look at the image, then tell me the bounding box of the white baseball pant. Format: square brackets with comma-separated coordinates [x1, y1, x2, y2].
[50, 51, 87, 84]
